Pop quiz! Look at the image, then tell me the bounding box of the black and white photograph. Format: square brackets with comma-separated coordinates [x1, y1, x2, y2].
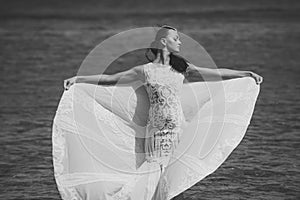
[0, 0, 299, 199]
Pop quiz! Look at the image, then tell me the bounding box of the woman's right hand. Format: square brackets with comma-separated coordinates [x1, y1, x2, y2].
[249, 72, 263, 85]
[64, 76, 77, 90]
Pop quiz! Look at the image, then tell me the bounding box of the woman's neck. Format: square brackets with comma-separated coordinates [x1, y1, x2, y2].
[153, 50, 171, 65]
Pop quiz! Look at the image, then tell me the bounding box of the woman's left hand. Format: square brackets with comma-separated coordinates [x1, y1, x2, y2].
[64, 76, 77, 90]
[250, 72, 263, 85]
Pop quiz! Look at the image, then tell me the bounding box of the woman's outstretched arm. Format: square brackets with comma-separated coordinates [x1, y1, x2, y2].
[64, 65, 144, 90]
[185, 63, 263, 84]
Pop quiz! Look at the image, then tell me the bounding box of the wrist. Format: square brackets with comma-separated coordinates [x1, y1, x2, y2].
[243, 71, 252, 78]
[75, 76, 82, 83]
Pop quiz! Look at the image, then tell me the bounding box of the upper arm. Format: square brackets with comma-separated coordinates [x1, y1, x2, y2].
[112, 65, 145, 84]
[184, 63, 220, 82]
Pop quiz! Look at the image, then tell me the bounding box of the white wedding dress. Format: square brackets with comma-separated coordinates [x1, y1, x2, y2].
[52, 62, 260, 200]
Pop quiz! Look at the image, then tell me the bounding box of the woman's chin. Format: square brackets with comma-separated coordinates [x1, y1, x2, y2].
[172, 49, 180, 53]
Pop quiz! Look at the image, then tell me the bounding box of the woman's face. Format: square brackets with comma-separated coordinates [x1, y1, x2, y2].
[163, 29, 182, 53]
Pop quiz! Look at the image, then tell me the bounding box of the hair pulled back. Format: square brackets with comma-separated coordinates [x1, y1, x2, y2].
[145, 25, 189, 74]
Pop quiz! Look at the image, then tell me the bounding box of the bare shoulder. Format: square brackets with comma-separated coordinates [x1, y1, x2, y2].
[132, 64, 145, 72]
[186, 62, 198, 71]
[131, 64, 146, 75]
[183, 62, 197, 78]
[131, 64, 147, 82]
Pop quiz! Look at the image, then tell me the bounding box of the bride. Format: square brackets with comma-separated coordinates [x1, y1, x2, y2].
[55, 25, 262, 200]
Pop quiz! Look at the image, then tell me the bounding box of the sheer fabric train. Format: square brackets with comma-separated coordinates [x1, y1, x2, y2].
[52, 64, 260, 200]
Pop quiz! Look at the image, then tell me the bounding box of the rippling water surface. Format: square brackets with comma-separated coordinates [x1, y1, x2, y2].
[0, 0, 299, 199]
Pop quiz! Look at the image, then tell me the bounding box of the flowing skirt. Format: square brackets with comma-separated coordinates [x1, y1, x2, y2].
[52, 77, 260, 200]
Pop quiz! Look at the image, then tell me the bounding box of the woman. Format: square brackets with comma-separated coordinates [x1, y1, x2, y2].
[58, 25, 262, 200]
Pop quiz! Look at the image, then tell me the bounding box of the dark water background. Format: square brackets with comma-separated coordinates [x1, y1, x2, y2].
[0, 0, 299, 199]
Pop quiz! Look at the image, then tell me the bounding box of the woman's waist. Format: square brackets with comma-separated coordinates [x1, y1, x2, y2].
[147, 113, 184, 127]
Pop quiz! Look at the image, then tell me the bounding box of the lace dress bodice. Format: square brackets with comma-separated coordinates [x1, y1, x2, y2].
[143, 62, 185, 165]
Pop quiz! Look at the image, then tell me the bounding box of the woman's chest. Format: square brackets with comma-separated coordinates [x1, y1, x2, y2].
[144, 65, 184, 91]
